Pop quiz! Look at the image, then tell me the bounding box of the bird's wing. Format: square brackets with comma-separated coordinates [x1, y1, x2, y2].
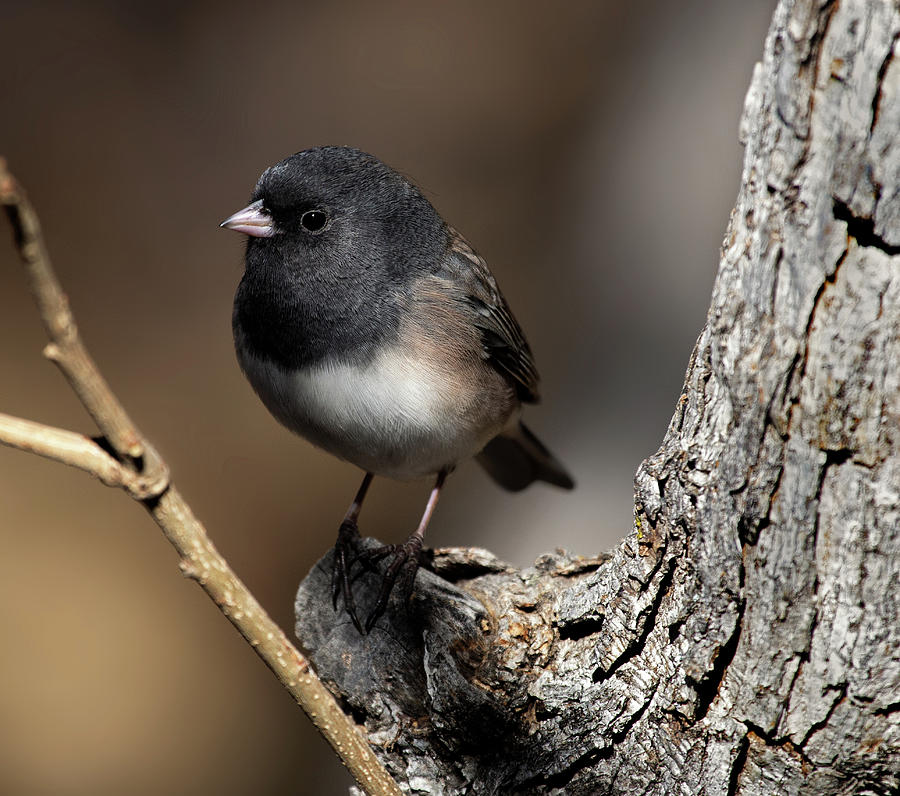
[443, 228, 540, 403]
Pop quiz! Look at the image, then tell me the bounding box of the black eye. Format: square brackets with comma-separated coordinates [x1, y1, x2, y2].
[300, 209, 328, 232]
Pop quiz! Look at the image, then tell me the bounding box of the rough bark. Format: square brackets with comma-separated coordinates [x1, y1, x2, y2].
[295, 1, 900, 792]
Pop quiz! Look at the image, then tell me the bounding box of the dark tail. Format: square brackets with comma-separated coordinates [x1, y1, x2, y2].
[476, 422, 575, 492]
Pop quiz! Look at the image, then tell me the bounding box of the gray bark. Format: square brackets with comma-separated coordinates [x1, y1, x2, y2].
[295, 1, 900, 792]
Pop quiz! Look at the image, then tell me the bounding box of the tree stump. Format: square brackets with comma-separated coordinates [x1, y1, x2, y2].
[296, 1, 900, 792]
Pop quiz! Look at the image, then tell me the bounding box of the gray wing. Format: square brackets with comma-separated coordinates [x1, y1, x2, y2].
[444, 228, 540, 403]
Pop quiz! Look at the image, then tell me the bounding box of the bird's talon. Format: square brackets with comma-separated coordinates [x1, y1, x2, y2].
[331, 519, 364, 632]
[350, 543, 395, 574]
[362, 538, 423, 632]
[329, 471, 444, 634]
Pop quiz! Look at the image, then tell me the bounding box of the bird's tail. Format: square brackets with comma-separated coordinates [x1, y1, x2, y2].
[476, 422, 575, 492]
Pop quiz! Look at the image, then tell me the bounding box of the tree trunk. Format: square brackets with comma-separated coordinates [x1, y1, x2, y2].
[295, 1, 900, 792]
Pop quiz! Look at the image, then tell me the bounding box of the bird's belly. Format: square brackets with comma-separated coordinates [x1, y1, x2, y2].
[237, 346, 514, 479]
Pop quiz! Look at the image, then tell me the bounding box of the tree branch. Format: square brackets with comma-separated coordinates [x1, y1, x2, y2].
[2, 161, 151, 464]
[0, 412, 139, 490]
[0, 160, 402, 796]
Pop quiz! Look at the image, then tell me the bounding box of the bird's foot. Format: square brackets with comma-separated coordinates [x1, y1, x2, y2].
[331, 535, 425, 634]
[331, 518, 365, 633]
[355, 535, 424, 633]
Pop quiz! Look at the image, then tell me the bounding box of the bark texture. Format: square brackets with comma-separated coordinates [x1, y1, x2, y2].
[295, 1, 900, 792]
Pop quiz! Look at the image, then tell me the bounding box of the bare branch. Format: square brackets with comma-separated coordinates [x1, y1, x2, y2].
[0, 412, 137, 490]
[1, 160, 149, 464]
[0, 159, 402, 796]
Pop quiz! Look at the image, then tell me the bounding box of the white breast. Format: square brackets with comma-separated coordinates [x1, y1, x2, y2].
[237, 345, 511, 479]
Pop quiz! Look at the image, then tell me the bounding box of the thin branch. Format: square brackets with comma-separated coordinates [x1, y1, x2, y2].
[1, 162, 148, 463]
[0, 412, 138, 490]
[0, 159, 402, 796]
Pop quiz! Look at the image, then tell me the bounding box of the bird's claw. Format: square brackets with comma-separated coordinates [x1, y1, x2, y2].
[363, 537, 423, 632]
[331, 532, 424, 634]
[331, 518, 364, 633]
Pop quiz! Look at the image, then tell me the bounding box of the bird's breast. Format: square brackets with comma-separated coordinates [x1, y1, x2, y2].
[236, 340, 516, 479]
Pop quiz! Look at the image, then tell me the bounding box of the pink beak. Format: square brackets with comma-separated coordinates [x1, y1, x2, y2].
[220, 199, 275, 238]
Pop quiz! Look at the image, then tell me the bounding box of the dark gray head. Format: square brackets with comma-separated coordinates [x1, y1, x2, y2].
[226, 146, 446, 278]
[224, 147, 448, 369]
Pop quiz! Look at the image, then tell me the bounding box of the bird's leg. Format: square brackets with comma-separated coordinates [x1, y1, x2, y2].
[331, 471, 373, 633]
[362, 470, 447, 633]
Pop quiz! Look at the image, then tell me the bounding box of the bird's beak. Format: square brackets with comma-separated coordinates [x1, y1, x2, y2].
[219, 199, 275, 237]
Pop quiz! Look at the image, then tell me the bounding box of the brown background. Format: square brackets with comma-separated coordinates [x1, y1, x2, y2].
[1, 1, 775, 793]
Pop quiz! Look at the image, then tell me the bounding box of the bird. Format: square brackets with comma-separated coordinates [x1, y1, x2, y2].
[221, 146, 573, 633]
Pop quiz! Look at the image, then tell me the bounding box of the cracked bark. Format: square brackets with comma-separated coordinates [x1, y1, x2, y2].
[294, 1, 900, 792]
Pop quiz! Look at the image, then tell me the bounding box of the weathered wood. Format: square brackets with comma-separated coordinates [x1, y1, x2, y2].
[296, 1, 900, 792]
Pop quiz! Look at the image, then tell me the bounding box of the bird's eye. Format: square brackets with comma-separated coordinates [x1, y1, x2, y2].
[300, 209, 328, 232]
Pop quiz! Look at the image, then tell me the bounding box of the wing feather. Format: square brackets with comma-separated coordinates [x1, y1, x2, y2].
[443, 229, 540, 403]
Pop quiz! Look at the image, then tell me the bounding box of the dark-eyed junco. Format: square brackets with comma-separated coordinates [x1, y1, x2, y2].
[221, 146, 573, 633]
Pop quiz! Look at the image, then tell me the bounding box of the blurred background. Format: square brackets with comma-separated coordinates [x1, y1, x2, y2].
[0, 1, 775, 793]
